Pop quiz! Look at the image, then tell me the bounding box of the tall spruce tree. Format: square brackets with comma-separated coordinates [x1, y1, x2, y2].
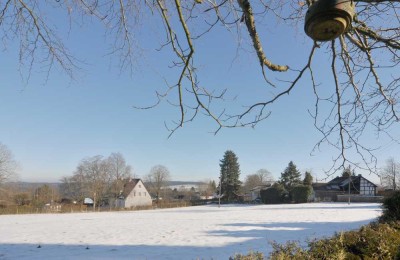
[279, 161, 302, 190]
[219, 150, 241, 202]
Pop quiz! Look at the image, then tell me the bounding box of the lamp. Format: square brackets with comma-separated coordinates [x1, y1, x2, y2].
[305, 0, 355, 41]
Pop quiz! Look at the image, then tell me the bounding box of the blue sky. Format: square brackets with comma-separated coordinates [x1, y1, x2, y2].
[0, 4, 398, 184]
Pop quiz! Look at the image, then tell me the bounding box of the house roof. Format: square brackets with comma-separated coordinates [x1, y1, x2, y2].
[120, 178, 141, 198]
[328, 175, 377, 187]
[328, 176, 355, 186]
[249, 183, 274, 191]
[312, 183, 328, 190]
[313, 174, 377, 191]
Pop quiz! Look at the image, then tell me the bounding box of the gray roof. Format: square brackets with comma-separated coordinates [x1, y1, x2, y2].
[328, 175, 377, 187]
[313, 174, 377, 191]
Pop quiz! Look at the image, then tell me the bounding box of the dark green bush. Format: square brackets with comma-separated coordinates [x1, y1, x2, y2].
[380, 190, 400, 222]
[260, 184, 287, 204]
[290, 185, 312, 203]
[269, 222, 400, 259]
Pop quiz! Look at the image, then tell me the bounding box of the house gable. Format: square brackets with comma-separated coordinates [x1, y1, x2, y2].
[118, 179, 152, 208]
[358, 176, 377, 195]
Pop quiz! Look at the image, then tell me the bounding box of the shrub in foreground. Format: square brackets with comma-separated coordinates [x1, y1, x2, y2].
[230, 251, 264, 260]
[380, 190, 400, 222]
[269, 222, 400, 259]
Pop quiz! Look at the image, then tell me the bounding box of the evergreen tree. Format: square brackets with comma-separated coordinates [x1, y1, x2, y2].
[342, 166, 351, 178]
[279, 161, 302, 190]
[219, 150, 241, 202]
[208, 180, 217, 193]
[342, 166, 354, 178]
[303, 171, 313, 186]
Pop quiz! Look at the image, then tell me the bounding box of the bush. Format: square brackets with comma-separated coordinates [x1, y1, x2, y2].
[290, 185, 312, 203]
[260, 184, 287, 204]
[270, 241, 307, 259]
[380, 190, 400, 223]
[269, 222, 400, 259]
[230, 251, 264, 260]
[396, 245, 400, 260]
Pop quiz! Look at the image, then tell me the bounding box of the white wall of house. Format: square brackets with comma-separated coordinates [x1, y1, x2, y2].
[359, 177, 376, 195]
[124, 180, 152, 208]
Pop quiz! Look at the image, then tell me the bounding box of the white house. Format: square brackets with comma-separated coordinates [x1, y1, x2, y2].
[312, 174, 380, 202]
[115, 179, 152, 208]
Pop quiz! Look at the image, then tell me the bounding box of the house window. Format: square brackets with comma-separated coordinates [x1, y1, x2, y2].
[139, 185, 141, 188]
[144, 192, 146, 196]
[134, 192, 136, 196]
[139, 192, 141, 196]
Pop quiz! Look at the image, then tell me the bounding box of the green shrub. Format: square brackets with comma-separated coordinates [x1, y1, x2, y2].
[269, 241, 307, 260]
[396, 245, 400, 260]
[380, 190, 400, 222]
[268, 222, 400, 259]
[290, 185, 312, 203]
[230, 251, 264, 260]
[260, 184, 287, 204]
[308, 223, 400, 259]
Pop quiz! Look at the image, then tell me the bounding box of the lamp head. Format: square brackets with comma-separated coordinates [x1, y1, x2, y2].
[305, 0, 355, 41]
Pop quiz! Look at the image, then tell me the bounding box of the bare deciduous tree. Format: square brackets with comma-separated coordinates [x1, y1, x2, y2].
[32, 184, 59, 207]
[145, 165, 171, 201]
[0, 143, 18, 184]
[107, 152, 133, 200]
[380, 157, 400, 190]
[76, 155, 110, 210]
[2, 0, 399, 174]
[243, 169, 274, 191]
[61, 153, 134, 208]
[59, 175, 87, 202]
[197, 179, 217, 199]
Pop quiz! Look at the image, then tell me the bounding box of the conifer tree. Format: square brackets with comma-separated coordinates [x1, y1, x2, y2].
[303, 171, 313, 186]
[219, 150, 241, 202]
[208, 180, 217, 193]
[342, 166, 354, 178]
[279, 161, 302, 190]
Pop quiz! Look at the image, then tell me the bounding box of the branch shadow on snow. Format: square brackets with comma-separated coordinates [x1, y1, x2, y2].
[0, 219, 377, 259]
[209, 219, 376, 239]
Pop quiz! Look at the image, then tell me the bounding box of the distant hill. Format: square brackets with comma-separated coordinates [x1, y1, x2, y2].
[6, 182, 60, 192]
[165, 181, 207, 191]
[167, 181, 205, 186]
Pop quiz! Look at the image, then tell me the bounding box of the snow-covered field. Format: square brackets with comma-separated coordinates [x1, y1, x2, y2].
[0, 203, 381, 259]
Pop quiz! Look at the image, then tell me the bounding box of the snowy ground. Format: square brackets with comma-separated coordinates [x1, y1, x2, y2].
[0, 203, 382, 259]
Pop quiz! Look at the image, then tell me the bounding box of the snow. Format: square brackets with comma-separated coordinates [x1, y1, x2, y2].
[0, 203, 382, 259]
